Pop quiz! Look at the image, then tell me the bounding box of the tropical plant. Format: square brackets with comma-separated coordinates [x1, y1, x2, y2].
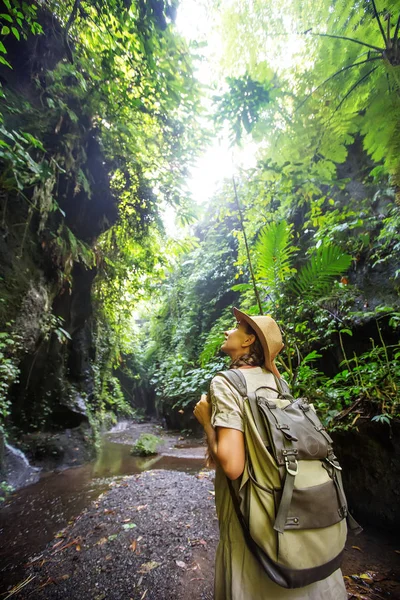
[251, 220, 352, 305]
[253, 220, 297, 301]
[131, 433, 160, 456]
[289, 245, 353, 300]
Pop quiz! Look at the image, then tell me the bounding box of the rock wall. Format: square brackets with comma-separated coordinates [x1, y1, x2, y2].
[0, 8, 117, 454]
[333, 421, 400, 532]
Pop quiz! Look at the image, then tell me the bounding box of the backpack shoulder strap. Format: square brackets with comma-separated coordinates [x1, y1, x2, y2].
[273, 374, 293, 399]
[216, 369, 248, 397]
[218, 370, 292, 397]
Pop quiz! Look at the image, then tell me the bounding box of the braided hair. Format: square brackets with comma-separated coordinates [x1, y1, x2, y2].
[230, 322, 264, 369]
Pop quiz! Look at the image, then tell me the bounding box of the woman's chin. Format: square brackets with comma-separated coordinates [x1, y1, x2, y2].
[220, 345, 231, 357]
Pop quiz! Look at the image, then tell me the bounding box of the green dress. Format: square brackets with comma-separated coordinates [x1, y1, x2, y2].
[210, 367, 347, 600]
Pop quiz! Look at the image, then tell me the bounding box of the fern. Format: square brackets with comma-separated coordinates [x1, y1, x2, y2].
[254, 220, 297, 298]
[290, 245, 352, 300]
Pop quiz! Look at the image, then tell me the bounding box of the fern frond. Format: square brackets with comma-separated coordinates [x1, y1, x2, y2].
[254, 220, 297, 297]
[290, 245, 352, 300]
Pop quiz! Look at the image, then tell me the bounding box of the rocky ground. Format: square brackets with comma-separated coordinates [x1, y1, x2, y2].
[1, 422, 399, 600]
[14, 469, 217, 600]
[3, 467, 398, 600]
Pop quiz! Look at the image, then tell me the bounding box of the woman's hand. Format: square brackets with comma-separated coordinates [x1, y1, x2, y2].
[193, 393, 212, 428]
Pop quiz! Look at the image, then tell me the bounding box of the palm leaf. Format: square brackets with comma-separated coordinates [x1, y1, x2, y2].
[290, 245, 352, 300]
[254, 220, 297, 297]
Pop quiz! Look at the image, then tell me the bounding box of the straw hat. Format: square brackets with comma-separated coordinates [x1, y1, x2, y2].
[233, 307, 284, 378]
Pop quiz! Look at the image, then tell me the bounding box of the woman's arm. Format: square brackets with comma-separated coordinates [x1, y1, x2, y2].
[194, 396, 245, 480]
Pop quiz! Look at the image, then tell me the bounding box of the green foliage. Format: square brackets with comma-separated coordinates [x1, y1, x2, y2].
[102, 0, 400, 433]
[0, 0, 42, 59]
[43, 314, 71, 345]
[1, 0, 399, 441]
[137, 194, 242, 415]
[48, 225, 96, 284]
[130, 433, 160, 456]
[371, 414, 393, 426]
[291, 351, 327, 400]
[0, 124, 50, 193]
[254, 220, 297, 300]
[91, 323, 134, 419]
[214, 73, 275, 142]
[199, 308, 234, 367]
[284, 328, 400, 430]
[290, 245, 352, 300]
[0, 480, 13, 503]
[323, 336, 400, 427]
[0, 0, 205, 435]
[0, 326, 21, 431]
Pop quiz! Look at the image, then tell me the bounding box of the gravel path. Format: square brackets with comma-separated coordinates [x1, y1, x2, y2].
[18, 469, 218, 600]
[4, 453, 399, 600]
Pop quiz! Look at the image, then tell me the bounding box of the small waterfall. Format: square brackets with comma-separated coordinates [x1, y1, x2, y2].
[3, 443, 40, 490]
[109, 420, 130, 433]
[5, 442, 30, 467]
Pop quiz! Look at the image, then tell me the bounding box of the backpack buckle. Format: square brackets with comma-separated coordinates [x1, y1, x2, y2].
[326, 457, 342, 471]
[284, 455, 298, 476]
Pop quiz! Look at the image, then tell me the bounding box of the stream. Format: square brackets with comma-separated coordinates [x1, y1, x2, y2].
[0, 422, 205, 589]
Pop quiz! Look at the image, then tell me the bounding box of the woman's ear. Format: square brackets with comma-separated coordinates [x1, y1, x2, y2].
[242, 333, 256, 348]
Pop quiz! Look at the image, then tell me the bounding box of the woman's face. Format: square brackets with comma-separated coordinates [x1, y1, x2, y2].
[221, 321, 255, 359]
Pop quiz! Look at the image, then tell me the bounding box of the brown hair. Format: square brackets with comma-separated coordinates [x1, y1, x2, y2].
[229, 322, 265, 369]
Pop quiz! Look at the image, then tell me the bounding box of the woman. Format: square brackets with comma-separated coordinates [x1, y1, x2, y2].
[194, 307, 347, 600]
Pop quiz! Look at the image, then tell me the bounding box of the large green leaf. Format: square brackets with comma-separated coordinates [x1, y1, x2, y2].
[254, 220, 297, 298]
[290, 245, 352, 300]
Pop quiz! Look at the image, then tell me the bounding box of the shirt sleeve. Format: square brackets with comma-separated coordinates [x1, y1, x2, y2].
[210, 374, 244, 432]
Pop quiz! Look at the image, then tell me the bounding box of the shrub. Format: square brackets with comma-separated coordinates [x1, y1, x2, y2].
[130, 433, 160, 456]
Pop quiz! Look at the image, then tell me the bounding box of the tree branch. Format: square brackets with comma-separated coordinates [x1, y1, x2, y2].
[371, 0, 387, 47]
[296, 56, 381, 111]
[393, 14, 400, 44]
[232, 176, 263, 316]
[333, 65, 379, 116]
[307, 32, 383, 52]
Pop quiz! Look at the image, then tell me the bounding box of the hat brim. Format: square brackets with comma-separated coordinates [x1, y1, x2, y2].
[233, 307, 283, 378]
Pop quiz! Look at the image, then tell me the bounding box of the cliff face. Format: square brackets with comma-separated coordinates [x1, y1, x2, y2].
[334, 421, 400, 531]
[0, 8, 118, 440]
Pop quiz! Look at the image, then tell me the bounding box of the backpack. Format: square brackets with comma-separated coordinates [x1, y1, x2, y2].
[218, 369, 362, 590]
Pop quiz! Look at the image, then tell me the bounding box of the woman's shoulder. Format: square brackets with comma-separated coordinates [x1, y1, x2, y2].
[239, 367, 279, 395]
[210, 368, 268, 394]
[210, 371, 244, 396]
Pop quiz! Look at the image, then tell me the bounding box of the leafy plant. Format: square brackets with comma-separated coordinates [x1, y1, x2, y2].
[371, 413, 393, 425]
[130, 433, 161, 456]
[214, 73, 276, 142]
[0, 328, 21, 430]
[290, 245, 352, 300]
[0, 481, 13, 502]
[254, 220, 297, 301]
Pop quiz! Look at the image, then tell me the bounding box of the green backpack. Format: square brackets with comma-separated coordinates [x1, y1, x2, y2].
[218, 369, 361, 590]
